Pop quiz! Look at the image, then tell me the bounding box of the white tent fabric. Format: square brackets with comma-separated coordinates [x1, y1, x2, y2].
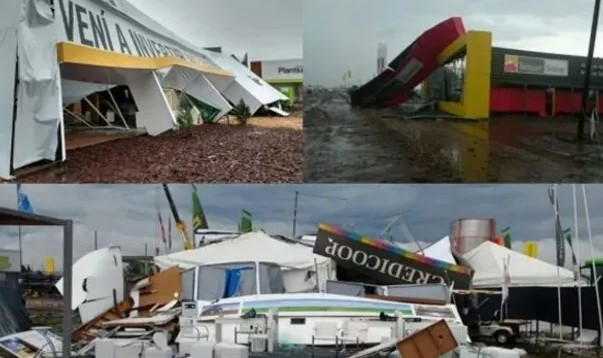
[155, 231, 335, 293]
[464, 241, 577, 287]
[420, 236, 456, 264]
[0, 0, 20, 178]
[1, 0, 288, 177]
[61, 79, 115, 106]
[56, 246, 124, 324]
[13, 0, 64, 170]
[159, 67, 232, 121]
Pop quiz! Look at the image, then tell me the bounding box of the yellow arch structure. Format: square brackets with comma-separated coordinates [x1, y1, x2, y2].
[435, 31, 493, 119]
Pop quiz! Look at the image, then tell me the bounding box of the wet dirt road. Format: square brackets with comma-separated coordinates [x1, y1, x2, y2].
[304, 89, 603, 183]
[304, 90, 415, 182]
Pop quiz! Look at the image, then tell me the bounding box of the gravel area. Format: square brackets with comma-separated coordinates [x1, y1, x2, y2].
[18, 122, 302, 183]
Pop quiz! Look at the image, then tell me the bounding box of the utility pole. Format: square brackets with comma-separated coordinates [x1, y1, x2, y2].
[292, 191, 299, 240]
[94, 231, 98, 250]
[578, 0, 601, 141]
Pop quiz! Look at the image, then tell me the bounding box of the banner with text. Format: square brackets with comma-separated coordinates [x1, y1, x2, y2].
[56, 0, 203, 62]
[314, 223, 473, 289]
[504, 54, 568, 77]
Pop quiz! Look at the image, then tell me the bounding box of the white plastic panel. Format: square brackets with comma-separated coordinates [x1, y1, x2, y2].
[127, 71, 176, 136]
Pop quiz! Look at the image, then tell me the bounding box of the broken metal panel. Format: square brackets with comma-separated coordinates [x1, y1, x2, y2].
[127, 71, 176, 136]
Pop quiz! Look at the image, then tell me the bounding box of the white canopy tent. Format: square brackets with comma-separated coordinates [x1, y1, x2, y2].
[463, 241, 579, 288]
[155, 231, 335, 293]
[420, 236, 456, 265]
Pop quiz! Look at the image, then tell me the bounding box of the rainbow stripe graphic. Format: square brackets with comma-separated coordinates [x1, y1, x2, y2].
[318, 223, 472, 274]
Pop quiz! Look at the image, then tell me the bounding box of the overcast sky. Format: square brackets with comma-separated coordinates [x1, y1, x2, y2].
[304, 0, 603, 87]
[127, 0, 302, 61]
[1, 184, 603, 271]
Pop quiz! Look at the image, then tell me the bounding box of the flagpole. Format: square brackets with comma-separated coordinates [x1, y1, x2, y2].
[18, 226, 22, 271]
[582, 184, 603, 347]
[292, 191, 299, 239]
[156, 185, 160, 255]
[572, 184, 583, 344]
[553, 185, 562, 340]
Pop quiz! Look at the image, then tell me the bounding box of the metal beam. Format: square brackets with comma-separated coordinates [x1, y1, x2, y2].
[62, 220, 73, 358]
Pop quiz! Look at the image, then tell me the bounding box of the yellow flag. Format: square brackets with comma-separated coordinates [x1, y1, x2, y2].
[523, 242, 538, 258]
[44, 257, 55, 274]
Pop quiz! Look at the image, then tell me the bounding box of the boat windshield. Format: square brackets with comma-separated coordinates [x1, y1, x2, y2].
[181, 262, 286, 301]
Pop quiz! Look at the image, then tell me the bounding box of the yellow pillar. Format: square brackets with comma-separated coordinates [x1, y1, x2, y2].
[437, 30, 493, 119]
[462, 31, 492, 118]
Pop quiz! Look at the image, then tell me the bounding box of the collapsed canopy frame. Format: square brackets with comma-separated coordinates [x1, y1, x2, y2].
[0, 207, 73, 358]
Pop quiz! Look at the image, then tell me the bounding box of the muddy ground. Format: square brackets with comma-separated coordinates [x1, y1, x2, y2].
[304, 89, 603, 183]
[16, 117, 303, 183]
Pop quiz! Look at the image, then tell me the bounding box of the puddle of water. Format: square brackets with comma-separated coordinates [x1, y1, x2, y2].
[304, 90, 603, 182]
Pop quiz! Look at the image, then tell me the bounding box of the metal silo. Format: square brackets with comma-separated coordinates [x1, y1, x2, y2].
[449, 219, 496, 255]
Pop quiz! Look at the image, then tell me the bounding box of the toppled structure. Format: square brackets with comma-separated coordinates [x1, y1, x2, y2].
[350, 17, 466, 107]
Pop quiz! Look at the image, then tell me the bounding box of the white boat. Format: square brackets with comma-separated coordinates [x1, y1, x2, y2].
[177, 261, 469, 347]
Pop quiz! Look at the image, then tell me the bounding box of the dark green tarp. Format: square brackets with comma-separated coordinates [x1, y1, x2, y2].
[185, 95, 221, 123]
[0, 286, 31, 337]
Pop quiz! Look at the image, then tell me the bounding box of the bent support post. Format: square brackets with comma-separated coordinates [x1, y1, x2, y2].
[63, 108, 94, 128]
[127, 72, 176, 136]
[83, 97, 115, 128]
[106, 87, 130, 129]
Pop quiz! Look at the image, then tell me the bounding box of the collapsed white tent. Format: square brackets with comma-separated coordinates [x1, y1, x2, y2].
[200, 50, 289, 115]
[463, 241, 578, 288]
[0, 0, 288, 179]
[155, 231, 335, 293]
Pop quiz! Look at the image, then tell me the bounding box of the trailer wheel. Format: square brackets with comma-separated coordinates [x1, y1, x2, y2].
[494, 330, 511, 344]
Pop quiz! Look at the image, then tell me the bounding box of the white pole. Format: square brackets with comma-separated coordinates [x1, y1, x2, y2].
[255, 261, 261, 296]
[572, 184, 583, 344]
[581, 184, 603, 347]
[554, 185, 562, 340]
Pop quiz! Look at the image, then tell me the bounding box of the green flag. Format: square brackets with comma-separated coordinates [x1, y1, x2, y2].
[192, 185, 208, 231]
[239, 210, 253, 233]
[562, 227, 577, 267]
[501, 226, 512, 249]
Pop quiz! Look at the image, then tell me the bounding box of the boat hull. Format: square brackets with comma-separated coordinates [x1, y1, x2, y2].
[179, 293, 468, 347]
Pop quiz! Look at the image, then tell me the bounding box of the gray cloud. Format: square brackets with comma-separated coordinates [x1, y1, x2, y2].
[304, 0, 603, 87]
[2, 184, 603, 271]
[127, 0, 302, 60]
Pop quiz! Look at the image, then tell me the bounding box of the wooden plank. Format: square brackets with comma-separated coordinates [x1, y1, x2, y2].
[396, 320, 458, 358]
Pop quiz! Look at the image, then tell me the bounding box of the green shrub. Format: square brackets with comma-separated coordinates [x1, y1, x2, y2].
[177, 95, 194, 136]
[231, 99, 251, 124]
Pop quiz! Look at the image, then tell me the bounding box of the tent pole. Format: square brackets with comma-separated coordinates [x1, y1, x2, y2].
[581, 184, 603, 347]
[63, 108, 94, 128]
[83, 97, 115, 128]
[106, 87, 130, 129]
[572, 184, 583, 344]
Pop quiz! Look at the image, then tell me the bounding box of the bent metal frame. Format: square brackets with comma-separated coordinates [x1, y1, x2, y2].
[0, 207, 73, 358]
